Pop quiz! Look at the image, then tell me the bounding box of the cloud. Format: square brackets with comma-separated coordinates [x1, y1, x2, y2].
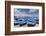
[14, 8, 39, 17]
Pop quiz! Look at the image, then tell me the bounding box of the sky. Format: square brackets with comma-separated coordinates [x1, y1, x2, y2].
[14, 8, 39, 17]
